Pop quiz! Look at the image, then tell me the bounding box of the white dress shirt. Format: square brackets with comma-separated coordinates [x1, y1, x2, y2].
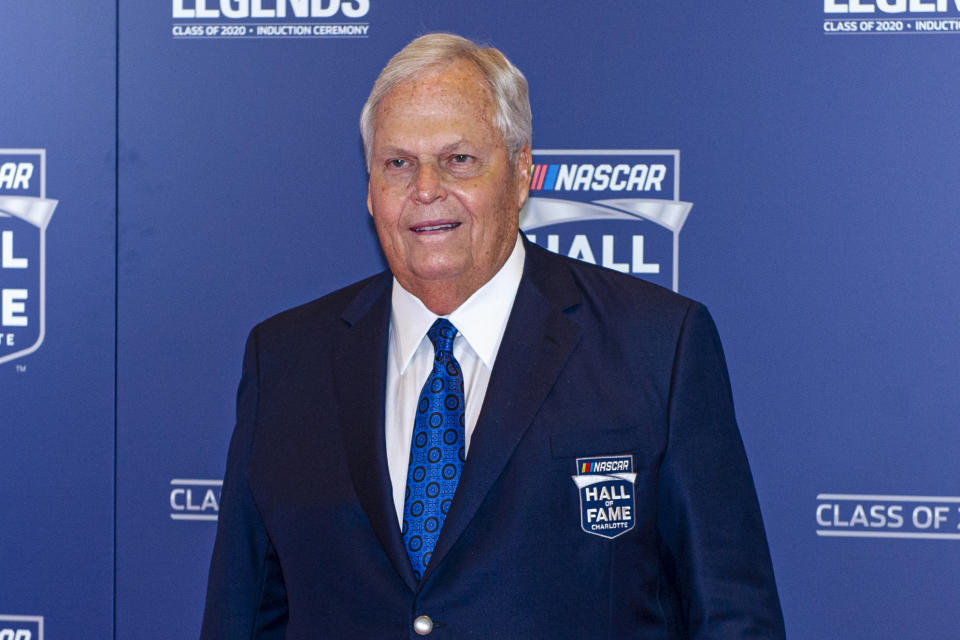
[385, 235, 525, 525]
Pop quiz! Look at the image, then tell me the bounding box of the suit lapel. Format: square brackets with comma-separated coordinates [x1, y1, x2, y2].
[333, 272, 419, 591]
[423, 244, 583, 583]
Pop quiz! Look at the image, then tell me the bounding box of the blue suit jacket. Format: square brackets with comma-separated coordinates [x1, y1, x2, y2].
[201, 241, 785, 639]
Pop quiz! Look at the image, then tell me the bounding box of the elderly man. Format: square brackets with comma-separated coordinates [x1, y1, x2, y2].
[201, 33, 785, 639]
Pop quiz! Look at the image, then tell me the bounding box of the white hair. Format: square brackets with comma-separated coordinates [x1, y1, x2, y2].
[359, 33, 532, 168]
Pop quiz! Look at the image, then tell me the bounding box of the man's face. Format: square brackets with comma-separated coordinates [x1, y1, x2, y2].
[366, 58, 530, 312]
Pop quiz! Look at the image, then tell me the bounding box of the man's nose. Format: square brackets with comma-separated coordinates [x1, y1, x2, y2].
[413, 162, 446, 204]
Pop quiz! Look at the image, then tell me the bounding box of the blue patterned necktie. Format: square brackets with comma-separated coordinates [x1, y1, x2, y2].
[402, 318, 466, 581]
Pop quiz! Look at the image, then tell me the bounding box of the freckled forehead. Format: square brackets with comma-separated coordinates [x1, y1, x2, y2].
[375, 58, 495, 129]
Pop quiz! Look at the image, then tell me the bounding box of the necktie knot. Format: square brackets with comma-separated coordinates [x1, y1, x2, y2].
[427, 318, 457, 355]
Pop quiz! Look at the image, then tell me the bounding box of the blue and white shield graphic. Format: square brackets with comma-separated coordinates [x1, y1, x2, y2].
[0, 149, 57, 365]
[522, 149, 692, 292]
[572, 455, 637, 539]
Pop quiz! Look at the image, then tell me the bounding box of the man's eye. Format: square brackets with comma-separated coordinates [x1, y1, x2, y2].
[451, 154, 471, 163]
[387, 159, 408, 169]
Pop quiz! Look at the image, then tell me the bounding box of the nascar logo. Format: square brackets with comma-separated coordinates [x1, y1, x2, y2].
[580, 459, 631, 473]
[529, 161, 667, 193]
[521, 150, 692, 292]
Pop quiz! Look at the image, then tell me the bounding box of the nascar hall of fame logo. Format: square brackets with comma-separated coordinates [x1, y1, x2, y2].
[169, 478, 222, 521]
[572, 456, 637, 539]
[521, 150, 692, 293]
[172, 0, 371, 40]
[0, 149, 57, 367]
[824, 0, 960, 34]
[0, 614, 44, 640]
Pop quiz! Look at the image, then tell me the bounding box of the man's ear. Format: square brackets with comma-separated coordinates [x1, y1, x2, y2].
[515, 143, 532, 209]
[366, 184, 373, 216]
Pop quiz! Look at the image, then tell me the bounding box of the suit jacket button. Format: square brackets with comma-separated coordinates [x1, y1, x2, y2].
[413, 615, 434, 635]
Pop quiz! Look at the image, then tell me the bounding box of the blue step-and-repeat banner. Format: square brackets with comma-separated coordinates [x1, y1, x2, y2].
[3, 2, 960, 638]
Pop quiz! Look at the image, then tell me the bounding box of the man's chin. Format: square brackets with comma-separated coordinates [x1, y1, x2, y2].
[392, 257, 478, 296]
[399, 249, 467, 277]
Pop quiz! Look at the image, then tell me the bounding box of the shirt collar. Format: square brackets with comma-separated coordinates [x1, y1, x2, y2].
[390, 234, 526, 373]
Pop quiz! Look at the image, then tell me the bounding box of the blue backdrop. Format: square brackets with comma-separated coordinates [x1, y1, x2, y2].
[3, 2, 959, 638]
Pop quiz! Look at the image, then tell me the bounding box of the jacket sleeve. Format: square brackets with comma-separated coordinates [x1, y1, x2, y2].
[656, 302, 786, 639]
[200, 326, 289, 639]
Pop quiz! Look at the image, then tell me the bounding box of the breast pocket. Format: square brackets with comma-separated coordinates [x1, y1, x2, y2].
[549, 425, 647, 460]
[550, 426, 652, 542]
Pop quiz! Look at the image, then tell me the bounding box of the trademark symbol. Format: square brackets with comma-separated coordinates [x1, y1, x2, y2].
[15, 364, 26, 373]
